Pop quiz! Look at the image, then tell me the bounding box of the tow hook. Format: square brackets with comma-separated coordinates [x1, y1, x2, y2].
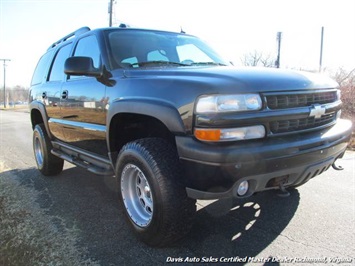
[277, 184, 290, 198]
[332, 161, 344, 171]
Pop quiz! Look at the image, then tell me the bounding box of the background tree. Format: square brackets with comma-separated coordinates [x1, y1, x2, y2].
[330, 68, 355, 121]
[0, 85, 29, 105]
[329, 67, 355, 149]
[241, 50, 275, 67]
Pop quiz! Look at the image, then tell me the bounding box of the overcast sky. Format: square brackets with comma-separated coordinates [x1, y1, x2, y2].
[1, 0, 354, 87]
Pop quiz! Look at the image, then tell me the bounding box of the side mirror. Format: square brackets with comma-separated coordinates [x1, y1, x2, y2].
[64, 56, 102, 77]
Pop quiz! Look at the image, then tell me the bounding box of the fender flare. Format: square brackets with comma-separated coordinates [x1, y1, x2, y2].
[107, 98, 186, 135]
[29, 101, 54, 139]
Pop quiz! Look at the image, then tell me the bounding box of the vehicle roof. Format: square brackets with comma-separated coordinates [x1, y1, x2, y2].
[47, 25, 190, 51]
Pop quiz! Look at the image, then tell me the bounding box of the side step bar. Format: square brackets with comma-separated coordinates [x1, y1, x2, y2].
[51, 141, 114, 176]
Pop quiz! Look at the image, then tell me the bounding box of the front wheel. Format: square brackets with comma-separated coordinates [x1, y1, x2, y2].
[116, 138, 196, 247]
[33, 124, 64, 176]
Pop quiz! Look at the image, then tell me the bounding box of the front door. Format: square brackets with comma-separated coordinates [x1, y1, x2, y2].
[60, 35, 108, 157]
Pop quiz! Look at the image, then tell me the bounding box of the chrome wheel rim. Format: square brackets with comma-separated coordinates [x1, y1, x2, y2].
[34, 136, 44, 168]
[121, 164, 153, 227]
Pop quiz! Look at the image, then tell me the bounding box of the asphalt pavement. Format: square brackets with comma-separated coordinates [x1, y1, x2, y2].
[0, 110, 354, 266]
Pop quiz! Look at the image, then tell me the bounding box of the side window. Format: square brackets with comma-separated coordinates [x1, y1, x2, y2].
[48, 44, 72, 82]
[31, 50, 54, 85]
[73, 35, 101, 68]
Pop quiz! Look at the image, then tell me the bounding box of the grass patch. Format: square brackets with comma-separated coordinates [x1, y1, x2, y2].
[0, 165, 99, 266]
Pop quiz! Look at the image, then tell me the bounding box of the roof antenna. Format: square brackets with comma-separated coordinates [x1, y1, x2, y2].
[180, 26, 186, 34]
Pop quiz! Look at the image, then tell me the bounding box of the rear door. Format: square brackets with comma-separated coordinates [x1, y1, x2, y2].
[60, 34, 108, 157]
[45, 43, 73, 141]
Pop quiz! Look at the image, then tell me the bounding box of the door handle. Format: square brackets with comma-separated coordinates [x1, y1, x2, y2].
[42, 92, 47, 99]
[61, 90, 68, 99]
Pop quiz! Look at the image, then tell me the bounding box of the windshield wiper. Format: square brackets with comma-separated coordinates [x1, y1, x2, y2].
[130, 61, 189, 68]
[189, 62, 227, 66]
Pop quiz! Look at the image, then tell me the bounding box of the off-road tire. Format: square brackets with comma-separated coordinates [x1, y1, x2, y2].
[116, 138, 196, 247]
[33, 124, 64, 176]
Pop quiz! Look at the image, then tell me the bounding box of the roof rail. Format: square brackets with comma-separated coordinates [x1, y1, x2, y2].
[48, 26, 91, 50]
[118, 23, 130, 28]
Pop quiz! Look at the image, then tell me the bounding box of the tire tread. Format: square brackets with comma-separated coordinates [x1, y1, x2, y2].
[117, 138, 196, 247]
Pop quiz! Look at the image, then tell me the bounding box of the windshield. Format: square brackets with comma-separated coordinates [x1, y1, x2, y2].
[106, 29, 229, 69]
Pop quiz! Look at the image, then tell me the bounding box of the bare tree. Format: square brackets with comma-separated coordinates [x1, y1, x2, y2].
[1, 85, 29, 104]
[260, 54, 275, 68]
[241, 50, 262, 66]
[331, 67, 355, 87]
[241, 50, 275, 67]
[329, 68, 355, 129]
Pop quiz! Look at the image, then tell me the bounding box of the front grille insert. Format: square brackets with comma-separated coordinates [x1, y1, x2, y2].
[270, 112, 336, 134]
[266, 91, 337, 109]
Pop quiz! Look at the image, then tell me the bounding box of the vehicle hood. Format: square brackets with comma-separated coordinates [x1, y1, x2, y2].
[120, 66, 338, 93]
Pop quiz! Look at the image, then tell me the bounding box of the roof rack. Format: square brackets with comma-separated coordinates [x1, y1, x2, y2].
[118, 23, 130, 28]
[48, 26, 91, 50]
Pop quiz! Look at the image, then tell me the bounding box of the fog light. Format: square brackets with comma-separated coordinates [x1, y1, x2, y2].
[237, 181, 249, 196]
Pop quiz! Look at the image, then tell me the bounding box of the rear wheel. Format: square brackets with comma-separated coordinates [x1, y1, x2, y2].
[116, 138, 196, 247]
[33, 124, 64, 176]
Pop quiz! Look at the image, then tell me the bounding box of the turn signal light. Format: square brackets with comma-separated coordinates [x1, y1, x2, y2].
[194, 125, 266, 142]
[194, 129, 221, 141]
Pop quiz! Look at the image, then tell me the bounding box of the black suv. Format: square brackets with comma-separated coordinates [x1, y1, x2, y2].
[29, 26, 352, 246]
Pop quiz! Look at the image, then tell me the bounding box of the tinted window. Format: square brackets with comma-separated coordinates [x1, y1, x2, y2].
[121, 57, 138, 66]
[48, 44, 72, 81]
[107, 30, 229, 69]
[73, 35, 101, 68]
[31, 51, 54, 85]
[147, 50, 169, 61]
[177, 44, 213, 63]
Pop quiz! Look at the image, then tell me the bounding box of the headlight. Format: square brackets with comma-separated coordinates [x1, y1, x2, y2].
[196, 94, 262, 113]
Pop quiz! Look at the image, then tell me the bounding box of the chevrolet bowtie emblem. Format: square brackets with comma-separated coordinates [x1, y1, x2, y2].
[309, 105, 326, 119]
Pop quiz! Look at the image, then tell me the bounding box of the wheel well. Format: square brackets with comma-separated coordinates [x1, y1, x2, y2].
[109, 113, 176, 154]
[31, 109, 44, 129]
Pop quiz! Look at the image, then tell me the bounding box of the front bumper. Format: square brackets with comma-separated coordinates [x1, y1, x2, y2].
[176, 119, 352, 199]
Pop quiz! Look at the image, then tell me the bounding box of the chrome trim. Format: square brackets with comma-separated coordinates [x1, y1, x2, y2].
[48, 118, 106, 133]
[309, 104, 326, 119]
